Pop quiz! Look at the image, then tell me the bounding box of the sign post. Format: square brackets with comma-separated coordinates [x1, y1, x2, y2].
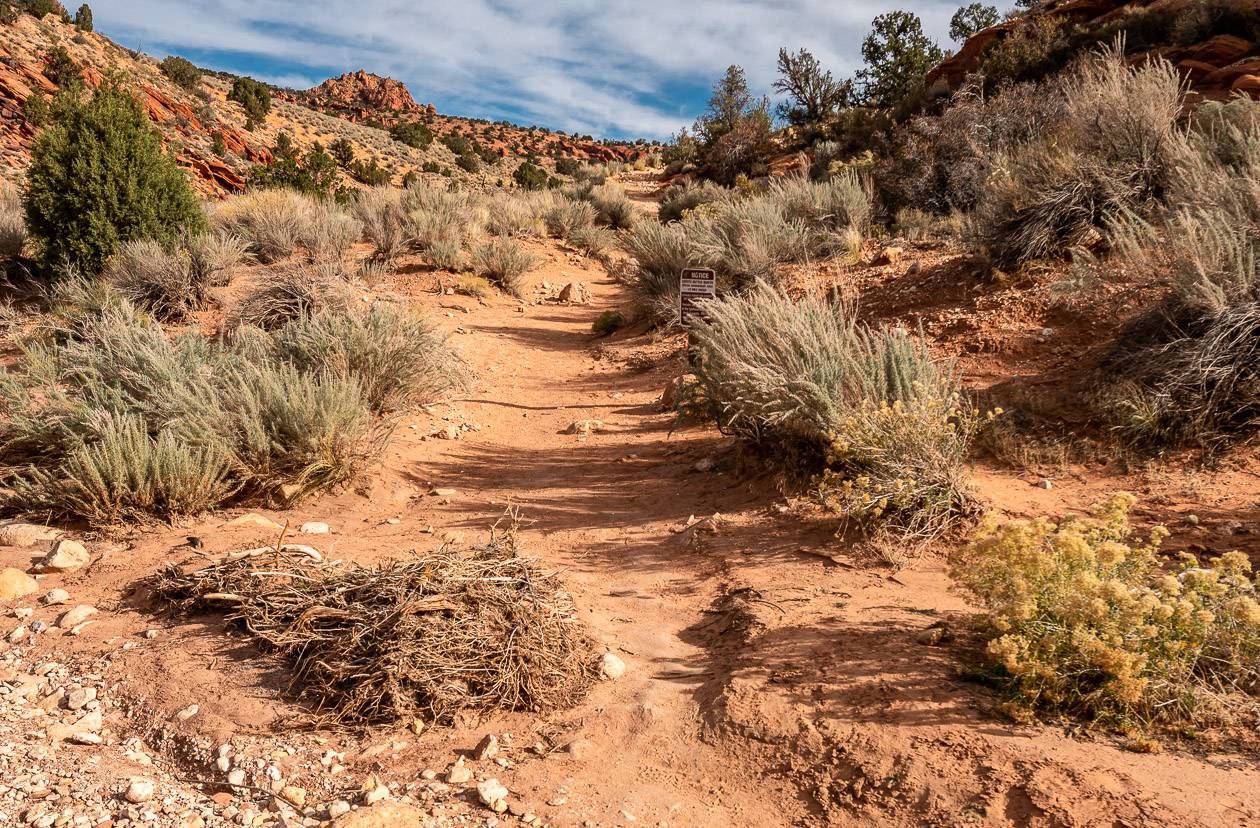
[680, 268, 716, 366]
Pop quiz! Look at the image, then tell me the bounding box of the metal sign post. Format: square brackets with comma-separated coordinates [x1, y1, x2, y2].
[680, 268, 716, 367]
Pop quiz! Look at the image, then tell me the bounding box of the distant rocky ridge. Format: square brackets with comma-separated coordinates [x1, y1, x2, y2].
[281, 69, 643, 163]
[0, 16, 648, 197]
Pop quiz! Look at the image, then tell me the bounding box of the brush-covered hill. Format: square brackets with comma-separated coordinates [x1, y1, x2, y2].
[0, 12, 655, 197]
[927, 0, 1260, 100]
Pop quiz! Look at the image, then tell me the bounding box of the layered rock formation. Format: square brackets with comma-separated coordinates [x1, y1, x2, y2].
[927, 0, 1260, 100]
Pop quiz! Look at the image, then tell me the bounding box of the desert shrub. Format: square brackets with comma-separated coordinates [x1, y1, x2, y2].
[767, 172, 870, 234]
[585, 183, 636, 229]
[426, 240, 464, 271]
[11, 414, 235, 523]
[455, 153, 480, 174]
[457, 273, 492, 298]
[270, 304, 465, 414]
[349, 157, 391, 186]
[213, 189, 316, 263]
[543, 200, 596, 239]
[0, 303, 442, 518]
[107, 233, 246, 320]
[894, 207, 964, 242]
[877, 78, 1061, 215]
[248, 137, 340, 198]
[0, 181, 27, 260]
[229, 76, 271, 129]
[353, 187, 410, 262]
[329, 138, 355, 167]
[555, 157, 583, 176]
[160, 56, 201, 90]
[471, 238, 539, 297]
[298, 202, 361, 261]
[389, 121, 433, 149]
[622, 222, 704, 321]
[486, 192, 546, 238]
[690, 283, 973, 543]
[42, 46, 80, 90]
[591, 309, 624, 336]
[513, 161, 551, 190]
[970, 46, 1184, 270]
[228, 262, 354, 332]
[687, 197, 812, 286]
[568, 226, 615, 258]
[658, 180, 726, 224]
[23, 84, 206, 274]
[1099, 97, 1260, 445]
[951, 494, 1260, 728]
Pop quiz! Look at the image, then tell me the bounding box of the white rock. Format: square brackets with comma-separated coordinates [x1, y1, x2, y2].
[299, 522, 330, 535]
[446, 762, 473, 784]
[477, 778, 510, 811]
[41, 589, 70, 606]
[57, 605, 97, 629]
[174, 704, 199, 722]
[327, 801, 351, 819]
[473, 733, 499, 761]
[599, 652, 626, 680]
[125, 778, 156, 803]
[7, 624, 27, 643]
[33, 540, 89, 573]
[216, 755, 232, 772]
[227, 769, 246, 787]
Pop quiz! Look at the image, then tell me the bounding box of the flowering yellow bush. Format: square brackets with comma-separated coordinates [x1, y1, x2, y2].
[816, 391, 979, 544]
[951, 494, 1260, 727]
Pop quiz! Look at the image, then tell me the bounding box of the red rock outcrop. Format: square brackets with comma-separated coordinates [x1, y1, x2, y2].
[305, 70, 422, 118]
[926, 0, 1260, 101]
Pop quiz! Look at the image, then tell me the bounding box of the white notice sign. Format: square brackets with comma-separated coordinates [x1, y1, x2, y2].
[679, 268, 716, 326]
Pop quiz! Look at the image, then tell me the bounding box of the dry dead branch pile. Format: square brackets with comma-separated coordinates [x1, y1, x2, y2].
[149, 533, 596, 726]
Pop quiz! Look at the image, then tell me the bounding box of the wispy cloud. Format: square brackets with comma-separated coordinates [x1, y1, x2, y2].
[92, 0, 960, 139]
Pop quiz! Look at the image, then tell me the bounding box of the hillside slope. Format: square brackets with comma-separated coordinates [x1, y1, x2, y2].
[0, 14, 650, 196]
[928, 0, 1260, 99]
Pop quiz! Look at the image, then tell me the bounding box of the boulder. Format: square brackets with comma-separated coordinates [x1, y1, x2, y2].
[0, 522, 62, 548]
[557, 283, 587, 303]
[33, 539, 90, 573]
[58, 604, 97, 628]
[0, 568, 38, 600]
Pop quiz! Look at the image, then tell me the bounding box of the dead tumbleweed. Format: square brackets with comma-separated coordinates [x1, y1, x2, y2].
[149, 529, 597, 726]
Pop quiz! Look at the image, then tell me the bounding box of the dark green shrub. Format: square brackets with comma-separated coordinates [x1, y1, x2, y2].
[329, 137, 354, 167]
[72, 2, 89, 30]
[401, 170, 419, 188]
[248, 136, 340, 197]
[229, 76, 271, 129]
[555, 157, 582, 176]
[455, 153, 480, 173]
[160, 55, 201, 90]
[513, 161, 549, 190]
[22, 0, 67, 20]
[591, 309, 624, 336]
[421, 161, 442, 174]
[350, 157, 391, 186]
[23, 84, 206, 273]
[389, 121, 433, 149]
[210, 130, 226, 157]
[43, 46, 80, 89]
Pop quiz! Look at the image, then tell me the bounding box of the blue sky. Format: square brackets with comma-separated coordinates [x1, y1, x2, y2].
[92, 1, 966, 141]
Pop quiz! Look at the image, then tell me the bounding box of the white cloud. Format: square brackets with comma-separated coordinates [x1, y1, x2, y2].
[92, 0, 962, 139]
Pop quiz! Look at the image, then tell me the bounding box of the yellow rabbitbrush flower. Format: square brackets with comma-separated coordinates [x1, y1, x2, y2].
[951, 494, 1260, 729]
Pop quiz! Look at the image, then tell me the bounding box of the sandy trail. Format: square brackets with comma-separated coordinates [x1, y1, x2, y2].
[7, 239, 1260, 828]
